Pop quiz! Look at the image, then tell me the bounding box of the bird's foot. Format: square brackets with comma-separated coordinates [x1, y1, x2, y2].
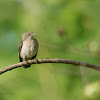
[34, 58, 38, 64]
[23, 60, 31, 69]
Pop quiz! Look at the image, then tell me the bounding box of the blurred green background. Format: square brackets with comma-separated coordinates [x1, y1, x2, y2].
[0, 0, 100, 100]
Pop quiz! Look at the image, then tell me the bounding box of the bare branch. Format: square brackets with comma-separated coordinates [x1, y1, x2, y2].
[0, 58, 100, 75]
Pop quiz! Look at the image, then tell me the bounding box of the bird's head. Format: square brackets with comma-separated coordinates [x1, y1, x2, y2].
[22, 32, 36, 41]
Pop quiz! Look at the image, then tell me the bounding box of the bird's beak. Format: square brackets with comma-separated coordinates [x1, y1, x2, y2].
[32, 33, 36, 36]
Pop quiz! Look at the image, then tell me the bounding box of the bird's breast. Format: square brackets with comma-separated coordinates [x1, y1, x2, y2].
[21, 40, 37, 60]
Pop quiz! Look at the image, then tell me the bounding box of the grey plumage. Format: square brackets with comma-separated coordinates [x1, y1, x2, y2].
[18, 32, 38, 68]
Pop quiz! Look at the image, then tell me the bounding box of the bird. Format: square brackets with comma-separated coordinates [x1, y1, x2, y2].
[18, 32, 39, 68]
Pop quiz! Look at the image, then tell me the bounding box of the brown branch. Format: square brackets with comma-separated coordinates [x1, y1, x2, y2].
[0, 58, 100, 75]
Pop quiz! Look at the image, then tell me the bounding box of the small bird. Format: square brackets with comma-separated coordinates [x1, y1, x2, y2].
[18, 32, 39, 68]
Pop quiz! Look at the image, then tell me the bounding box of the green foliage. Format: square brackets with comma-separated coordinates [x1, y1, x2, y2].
[0, 0, 100, 100]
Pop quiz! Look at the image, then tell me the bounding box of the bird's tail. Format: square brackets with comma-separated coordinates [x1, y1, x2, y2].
[23, 64, 30, 69]
[23, 59, 31, 69]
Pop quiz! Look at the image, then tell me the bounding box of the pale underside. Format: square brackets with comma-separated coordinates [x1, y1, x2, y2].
[20, 39, 38, 61]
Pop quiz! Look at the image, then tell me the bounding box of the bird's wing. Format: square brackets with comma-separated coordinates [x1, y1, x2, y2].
[18, 40, 23, 62]
[34, 38, 39, 49]
[31, 38, 39, 59]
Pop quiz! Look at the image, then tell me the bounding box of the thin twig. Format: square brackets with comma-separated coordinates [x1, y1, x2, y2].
[0, 58, 100, 75]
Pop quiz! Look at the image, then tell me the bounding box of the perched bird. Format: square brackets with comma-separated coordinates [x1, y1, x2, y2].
[18, 32, 39, 68]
